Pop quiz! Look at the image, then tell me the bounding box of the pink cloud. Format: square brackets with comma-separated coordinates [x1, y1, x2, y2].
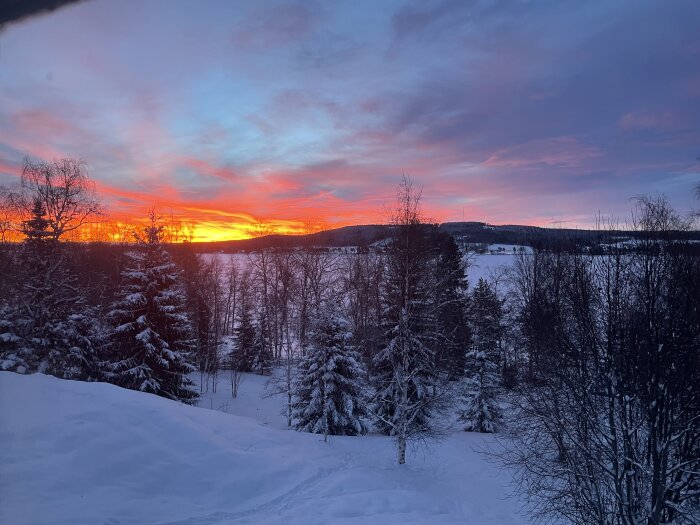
[12, 109, 75, 136]
[180, 157, 238, 182]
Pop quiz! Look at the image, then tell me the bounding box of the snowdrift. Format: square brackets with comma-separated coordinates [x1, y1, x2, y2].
[0, 372, 525, 524]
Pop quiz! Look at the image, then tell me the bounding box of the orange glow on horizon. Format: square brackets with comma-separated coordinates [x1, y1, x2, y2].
[84, 179, 370, 242]
[3, 162, 595, 243]
[93, 213, 333, 243]
[0, 204, 339, 243]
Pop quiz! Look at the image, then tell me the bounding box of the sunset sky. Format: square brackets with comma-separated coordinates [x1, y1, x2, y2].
[1, 0, 699, 240]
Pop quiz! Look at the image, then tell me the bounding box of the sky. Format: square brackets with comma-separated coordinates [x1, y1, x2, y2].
[1, 0, 699, 240]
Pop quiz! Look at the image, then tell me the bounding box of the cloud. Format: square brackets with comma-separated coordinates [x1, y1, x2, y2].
[0, 0, 698, 236]
[392, 0, 470, 41]
[483, 137, 602, 169]
[231, 3, 318, 50]
[619, 111, 680, 131]
[180, 157, 239, 182]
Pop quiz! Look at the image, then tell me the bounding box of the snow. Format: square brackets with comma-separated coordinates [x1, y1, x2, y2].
[467, 253, 516, 291]
[0, 371, 527, 524]
[201, 251, 520, 295]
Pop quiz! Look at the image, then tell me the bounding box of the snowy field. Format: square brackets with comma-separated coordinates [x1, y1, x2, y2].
[466, 253, 516, 291]
[0, 371, 528, 525]
[201, 250, 519, 295]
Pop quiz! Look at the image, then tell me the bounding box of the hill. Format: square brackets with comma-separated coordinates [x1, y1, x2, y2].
[187, 222, 700, 253]
[0, 372, 526, 524]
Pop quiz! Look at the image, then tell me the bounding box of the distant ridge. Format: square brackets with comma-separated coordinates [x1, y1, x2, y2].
[188, 224, 388, 252]
[185, 222, 700, 253]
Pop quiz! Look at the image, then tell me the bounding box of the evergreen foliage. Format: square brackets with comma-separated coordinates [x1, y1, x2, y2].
[252, 312, 273, 375]
[459, 278, 502, 433]
[232, 298, 256, 372]
[173, 243, 214, 375]
[0, 198, 102, 379]
[371, 177, 445, 464]
[108, 216, 198, 404]
[293, 304, 368, 438]
[433, 231, 470, 380]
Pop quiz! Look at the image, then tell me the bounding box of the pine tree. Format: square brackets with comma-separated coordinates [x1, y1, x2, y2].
[65, 308, 109, 381]
[0, 301, 22, 372]
[0, 198, 100, 379]
[371, 177, 443, 464]
[233, 298, 256, 372]
[292, 304, 368, 439]
[108, 214, 198, 404]
[433, 231, 470, 380]
[459, 278, 502, 432]
[252, 312, 272, 375]
[372, 305, 438, 439]
[171, 242, 216, 377]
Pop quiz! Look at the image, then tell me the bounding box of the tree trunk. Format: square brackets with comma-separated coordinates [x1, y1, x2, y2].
[398, 436, 406, 465]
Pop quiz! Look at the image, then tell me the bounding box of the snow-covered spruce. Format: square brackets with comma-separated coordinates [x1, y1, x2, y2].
[0, 198, 103, 379]
[251, 315, 273, 375]
[433, 231, 471, 380]
[232, 295, 256, 372]
[458, 351, 501, 433]
[371, 178, 445, 464]
[371, 308, 441, 446]
[459, 278, 502, 433]
[292, 304, 368, 439]
[107, 215, 198, 404]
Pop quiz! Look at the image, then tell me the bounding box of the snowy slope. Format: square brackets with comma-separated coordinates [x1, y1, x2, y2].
[0, 372, 526, 525]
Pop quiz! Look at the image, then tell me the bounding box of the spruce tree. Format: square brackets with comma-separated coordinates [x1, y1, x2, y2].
[171, 242, 215, 376]
[459, 278, 502, 432]
[292, 304, 368, 439]
[233, 298, 256, 372]
[0, 302, 21, 372]
[252, 312, 272, 375]
[0, 198, 100, 379]
[108, 214, 198, 404]
[371, 177, 443, 464]
[433, 231, 470, 380]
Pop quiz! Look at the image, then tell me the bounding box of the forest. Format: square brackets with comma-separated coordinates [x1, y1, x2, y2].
[1, 158, 699, 524]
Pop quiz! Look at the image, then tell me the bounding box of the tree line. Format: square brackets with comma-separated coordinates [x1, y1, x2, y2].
[502, 198, 700, 524]
[0, 163, 495, 455]
[1, 158, 698, 523]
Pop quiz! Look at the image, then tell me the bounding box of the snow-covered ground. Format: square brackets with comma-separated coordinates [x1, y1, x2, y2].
[467, 253, 516, 292]
[201, 251, 520, 295]
[0, 371, 528, 525]
[193, 371, 288, 429]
